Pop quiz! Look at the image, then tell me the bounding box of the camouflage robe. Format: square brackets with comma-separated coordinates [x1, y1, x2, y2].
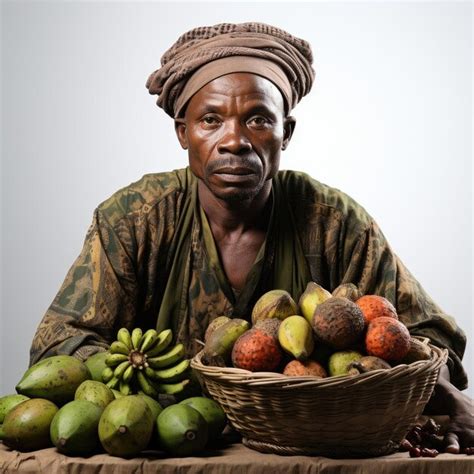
[30, 167, 468, 390]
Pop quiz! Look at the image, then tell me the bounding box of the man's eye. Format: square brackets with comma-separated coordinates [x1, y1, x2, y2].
[248, 116, 270, 127]
[202, 116, 219, 125]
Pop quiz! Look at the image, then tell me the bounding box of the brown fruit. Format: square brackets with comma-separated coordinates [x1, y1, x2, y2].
[231, 329, 283, 372]
[254, 318, 281, 340]
[399, 337, 432, 364]
[365, 317, 410, 362]
[251, 290, 298, 325]
[332, 283, 361, 302]
[312, 297, 365, 350]
[347, 356, 391, 375]
[356, 295, 398, 324]
[283, 360, 327, 378]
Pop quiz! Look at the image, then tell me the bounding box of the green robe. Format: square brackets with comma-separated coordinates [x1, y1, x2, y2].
[29, 167, 468, 390]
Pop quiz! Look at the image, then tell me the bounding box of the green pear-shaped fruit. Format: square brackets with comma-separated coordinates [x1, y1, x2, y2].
[299, 282, 332, 324]
[251, 290, 298, 324]
[98, 395, 153, 457]
[0, 394, 30, 423]
[50, 400, 103, 455]
[328, 351, 363, 376]
[156, 404, 208, 456]
[84, 351, 109, 382]
[16, 355, 91, 405]
[278, 315, 314, 360]
[75, 380, 115, 410]
[1, 398, 58, 451]
[179, 397, 226, 442]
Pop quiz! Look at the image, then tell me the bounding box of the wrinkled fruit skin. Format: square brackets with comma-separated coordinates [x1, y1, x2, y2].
[366, 317, 411, 362]
[312, 297, 365, 350]
[332, 283, 361, 302]
[254, 318, 281, 340]
[283, 360, 327, 377]
[356, 295, 398, 324]
[400, 337, 432, 364]
[347, 356, 391, 375]
[232, 329, 283, 372]
[251, 290, 298, 325]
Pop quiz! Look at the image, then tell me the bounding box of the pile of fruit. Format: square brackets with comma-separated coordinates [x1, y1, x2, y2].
[202, 282, 432, 378]
[0, 328, 226, 457]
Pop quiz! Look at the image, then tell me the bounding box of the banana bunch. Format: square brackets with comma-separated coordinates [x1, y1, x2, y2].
[102, 328, 191, 398]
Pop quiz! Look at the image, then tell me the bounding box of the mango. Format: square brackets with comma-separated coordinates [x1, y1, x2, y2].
[251, 290, 298, 325]
[299, 282, 332, 324]
[16, 355, 91, 405]
[0, 398, 58, 451]
[50, 400, 102, 455]
[328, 350, 363, 376]
[179, 396, 226, 442]
[332, 283, 361, 302]
[278, 315, 314, 360]
[157, 404, 208, 456]
[84, 351, 109, 382]
[98, 395, 153, 457]
[0, 394, 30, 423]
[75, 380, 115, 410]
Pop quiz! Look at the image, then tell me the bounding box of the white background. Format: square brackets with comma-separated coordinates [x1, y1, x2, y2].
[1, 1, 472, 397]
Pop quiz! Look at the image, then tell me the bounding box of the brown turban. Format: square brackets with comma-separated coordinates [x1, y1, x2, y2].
[146, 22, 315, 118]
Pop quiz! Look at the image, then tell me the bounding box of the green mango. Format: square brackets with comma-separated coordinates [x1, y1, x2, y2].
[50, 400, 103, 456]
[0, 394, 30, 423]
[16, 355, 91, 405]
[84, 352, 109, 382]
[179, 396, 226, 442]
[75, 380, 115, 410]
[1, 398, 58, 451]
[156, 404, 208, 456]
[98, 395, 154, 457]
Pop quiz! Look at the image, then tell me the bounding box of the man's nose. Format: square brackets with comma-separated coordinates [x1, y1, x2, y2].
[217, 120, 252, 155]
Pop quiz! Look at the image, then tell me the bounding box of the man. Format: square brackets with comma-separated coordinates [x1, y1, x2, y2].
[29, 23, 472, 452]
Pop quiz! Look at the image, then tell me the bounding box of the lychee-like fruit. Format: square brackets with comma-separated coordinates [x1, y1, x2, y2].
[282, 360, 327, 378]
[356, 295, 398, 324]
[231, 329, 283, 372]
[365, 317, 410, 362]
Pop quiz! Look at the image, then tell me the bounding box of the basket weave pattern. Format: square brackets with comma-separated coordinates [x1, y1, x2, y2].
[191, 344, 448, 457]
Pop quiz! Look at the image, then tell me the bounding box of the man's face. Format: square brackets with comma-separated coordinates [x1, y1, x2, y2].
[175, 73, 295, 203]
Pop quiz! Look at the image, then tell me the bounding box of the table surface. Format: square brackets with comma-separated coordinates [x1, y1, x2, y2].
[1, 437, 472, 474]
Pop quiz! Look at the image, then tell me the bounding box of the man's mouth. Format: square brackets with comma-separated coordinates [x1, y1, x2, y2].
[213, 166, 256, 176]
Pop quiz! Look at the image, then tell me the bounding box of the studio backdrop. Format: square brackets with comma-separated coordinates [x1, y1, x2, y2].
[1, 1, 472, 396]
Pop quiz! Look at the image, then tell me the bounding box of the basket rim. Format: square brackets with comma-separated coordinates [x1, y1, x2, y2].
[191, 342, 448, 390]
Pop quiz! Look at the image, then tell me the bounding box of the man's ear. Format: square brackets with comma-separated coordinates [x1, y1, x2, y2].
[282, 116, 296, 151]
[174, 118, 188, 150]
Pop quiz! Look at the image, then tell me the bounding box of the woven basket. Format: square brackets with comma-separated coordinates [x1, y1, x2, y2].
[191, 341, 448, 457]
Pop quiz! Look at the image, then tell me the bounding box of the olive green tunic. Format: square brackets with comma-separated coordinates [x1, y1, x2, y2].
[29, 167, 468, 390]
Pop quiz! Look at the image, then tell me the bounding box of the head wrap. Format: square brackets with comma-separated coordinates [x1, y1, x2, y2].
[146, 22, 315, 118]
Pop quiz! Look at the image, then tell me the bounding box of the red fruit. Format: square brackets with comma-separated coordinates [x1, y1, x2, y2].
[231, 329, 283, 372]
[365, 317, 410, 362]
[356, 295, 398, 324]
[283, 360, 327, 378]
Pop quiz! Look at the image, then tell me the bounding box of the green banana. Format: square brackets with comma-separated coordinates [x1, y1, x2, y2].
[140, 329, 158, 353]
[119, 380, 132, 396]
[102, 367, 114, 383]
[145, 329, 173, 357]
[110, 341, 130, 355]
[122, 364, 135, 384]
[117, 328, 132, 349]
[147, 343, 185, 369]
[105, 353, 129, 367]
[155, 379, 190, 395]
[114, 360, 131, 378]
[136, 371, 158, 398]
[131, 328, 143, 350]
[106, 376, 120, 390]
[149, 359, 190, 382]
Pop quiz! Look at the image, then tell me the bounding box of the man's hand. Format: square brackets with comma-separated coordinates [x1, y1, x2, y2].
[425, 364, 473, 453]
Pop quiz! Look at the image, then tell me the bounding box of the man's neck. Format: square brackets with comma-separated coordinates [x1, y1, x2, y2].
[197, 180, 272, 235]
